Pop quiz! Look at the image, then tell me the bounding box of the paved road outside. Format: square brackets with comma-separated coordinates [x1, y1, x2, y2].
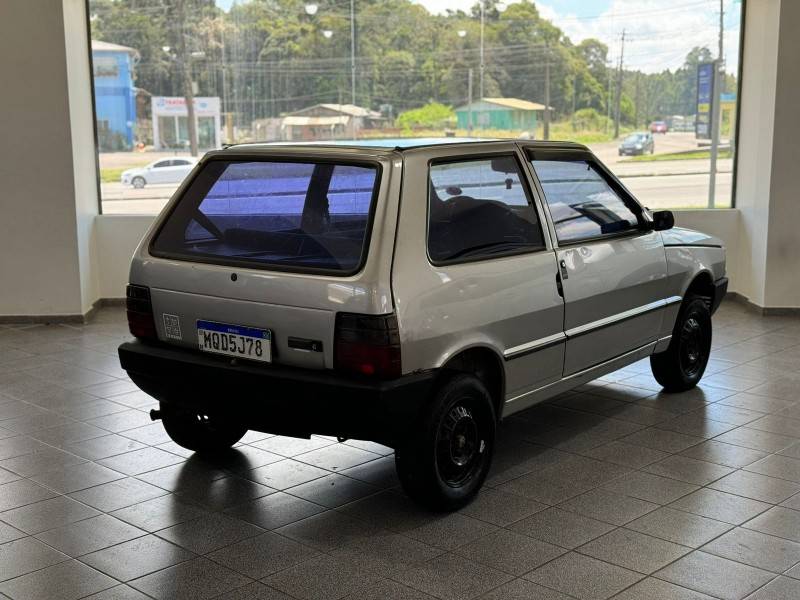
[99, 133, 734, 215]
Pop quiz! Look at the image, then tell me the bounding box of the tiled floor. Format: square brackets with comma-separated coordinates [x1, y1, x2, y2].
[1, 302, 800, 599]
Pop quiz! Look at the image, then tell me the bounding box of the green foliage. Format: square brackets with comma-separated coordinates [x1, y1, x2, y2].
[88, 0, 737, 133]
[396, 103, 455, 130]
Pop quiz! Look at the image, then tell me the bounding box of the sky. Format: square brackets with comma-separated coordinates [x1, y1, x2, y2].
[214, 0, 742, 74]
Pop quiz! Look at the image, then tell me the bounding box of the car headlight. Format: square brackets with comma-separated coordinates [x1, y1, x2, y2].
[635, 144, 642, 149]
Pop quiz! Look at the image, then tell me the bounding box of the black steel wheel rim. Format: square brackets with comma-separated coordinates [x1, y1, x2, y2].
[436, 403, 484, 487]
[679, 316, 704, 377]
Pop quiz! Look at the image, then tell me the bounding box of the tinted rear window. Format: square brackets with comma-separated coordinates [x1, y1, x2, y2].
[151, 160, 379, 274]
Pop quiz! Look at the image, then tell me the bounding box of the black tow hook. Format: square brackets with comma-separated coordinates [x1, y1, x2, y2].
[149, 409, 162, 421]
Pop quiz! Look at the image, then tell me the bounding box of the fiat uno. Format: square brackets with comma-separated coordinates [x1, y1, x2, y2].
[119, 139, 727, 510]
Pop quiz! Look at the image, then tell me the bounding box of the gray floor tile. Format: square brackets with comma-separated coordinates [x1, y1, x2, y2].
[558, 488, 659, 526]
[247, 459, 328, 490]
[29, 461, 125, 494]
[702, 527, 800, 573]
[656, 551, 775, 600]
[0, 559, 117, 600]
[681, 439, 769, 468]
[225, 491, 326, 530]
[627, 506, 732, 547]
[175, 475, 275, 510]
[0, 521, 25, 545]
[207, 531, 320, 579]
[715, 427, 797, 454]
[601, 470, 699, 504]
[644, 454, 734, 485]
[405, 512, 498, 551]
[580, 440, 670, 469]
[454, 528, 564, 575]
[744, 506, 800, 543]
[65, 434, 146, 461]
[81, 534, 196, 581]
[745, 576, 800, 599]
[458, 487, 547, 526]
[0, 478, 56, 511]
[0, 537, 69, 582]
[263, 553, 383, 600]
[110, 494, 209, 532]
[345, 579, 438, 600]
[69, 477, 168, 512]
[578, 527, 690, 574]
[35, 513, 145, 557]
[669, 488, 772, 525]
[746, 454, 800, 483]
[286, 473, 378, 508]
[330, 531, 443, 577]
[710, 471, 800, 504]
[0, 495, 100, 534]
[612, 577, 718, 600]
[98, 446, 184, 475]
[276, 510, 380, 552]
[620, 427, 704, 453]
[82, 584, 154, 600]
[477, 578, 575, 600]
[294, 444, 381, 471]
[156, 513, 263, 554]
[129, 556, 251, 600]
[391, 553, 513, 600]
[524, 551, 643, 600]
[510, 507, 615, 549]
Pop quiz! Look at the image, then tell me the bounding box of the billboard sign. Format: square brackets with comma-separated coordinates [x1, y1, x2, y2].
[696, 62, 715, 139]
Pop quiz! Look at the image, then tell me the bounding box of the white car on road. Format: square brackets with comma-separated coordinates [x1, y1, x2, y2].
[121, 157, 198, 189]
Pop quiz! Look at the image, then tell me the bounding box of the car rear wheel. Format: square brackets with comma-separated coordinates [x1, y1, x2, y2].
[132, 176, 146, 189]
[395, 374, 495, 511]
[650, 296, 712, 392]
[159, 402, 247, 453]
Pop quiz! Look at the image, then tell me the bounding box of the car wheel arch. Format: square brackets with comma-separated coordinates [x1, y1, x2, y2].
[436, 346, 506, 422]
[683, 270, 716, 309]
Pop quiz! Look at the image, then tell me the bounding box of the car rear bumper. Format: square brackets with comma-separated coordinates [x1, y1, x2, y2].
[118, 341, 435, 446]
[712, 277, 728, 315]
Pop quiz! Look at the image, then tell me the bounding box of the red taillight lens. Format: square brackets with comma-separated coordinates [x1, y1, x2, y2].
[334, 313, 401, 379]
[126, 284, 157, 340]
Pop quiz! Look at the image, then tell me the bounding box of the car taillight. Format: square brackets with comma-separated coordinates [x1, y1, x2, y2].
[334, 312, 401, 379]
[126, 284, 157, 340]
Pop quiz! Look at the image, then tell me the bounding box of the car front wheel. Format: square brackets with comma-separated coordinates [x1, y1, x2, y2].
[395, 374, 495, 511]
[159, 402, 247, 453]
[650, 296, 712, 392]
[132, 176, 146, 189]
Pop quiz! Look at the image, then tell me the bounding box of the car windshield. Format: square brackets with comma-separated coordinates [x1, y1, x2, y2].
[624, 134, 645, 143]
[150, 159, 379, 274]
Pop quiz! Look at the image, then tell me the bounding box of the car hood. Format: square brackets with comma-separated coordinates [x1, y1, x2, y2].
[661, 226, 723, 248]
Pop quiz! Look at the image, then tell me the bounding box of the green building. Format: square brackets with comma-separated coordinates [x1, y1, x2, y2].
[455, 97, 546, 131]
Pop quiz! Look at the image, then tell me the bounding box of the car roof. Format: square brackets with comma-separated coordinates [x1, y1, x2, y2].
[224, 138, 589, 154]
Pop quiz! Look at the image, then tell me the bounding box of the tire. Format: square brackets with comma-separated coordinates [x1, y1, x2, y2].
[159, 402, 247, 453]
[650, 296, 712, 392]
[395, 374, 496, 511]
[132, 176, 146, 189]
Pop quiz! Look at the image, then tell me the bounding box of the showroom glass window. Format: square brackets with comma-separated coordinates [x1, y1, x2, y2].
[87, 0, 744, 214]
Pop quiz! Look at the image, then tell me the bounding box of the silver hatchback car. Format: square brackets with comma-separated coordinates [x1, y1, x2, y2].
[119, 139, 727, 510]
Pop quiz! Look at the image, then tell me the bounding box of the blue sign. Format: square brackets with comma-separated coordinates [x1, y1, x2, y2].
[696, 62, 715, 139]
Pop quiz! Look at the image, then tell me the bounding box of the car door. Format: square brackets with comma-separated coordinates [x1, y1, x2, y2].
[393, 144, 566, 403]
[525, 148, 670, 376]
[148, 160, 172, 183]
[168, 159, 195, 184]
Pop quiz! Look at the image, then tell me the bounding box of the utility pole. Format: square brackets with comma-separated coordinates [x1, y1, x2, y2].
[544, 43, 550, 140]
[708, 0, 723, 208]
[571, 73, 578, 131]
[175, 0, 198, 156]
[479, 0, 485, 101]
[606, 59, 612, 135]
[350, 0, 356, 138]
[613, 29, 626, 140]
[468, 68, 474, 134]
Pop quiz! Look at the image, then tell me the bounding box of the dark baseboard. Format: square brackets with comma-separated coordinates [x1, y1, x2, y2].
[0, 297, 126, 325]
[725, 291, 800, 316]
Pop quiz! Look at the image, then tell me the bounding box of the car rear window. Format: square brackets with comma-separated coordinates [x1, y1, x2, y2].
[150, 159, 380, 274]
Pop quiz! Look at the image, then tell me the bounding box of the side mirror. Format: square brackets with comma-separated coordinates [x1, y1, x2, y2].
[652, 210, 675, 231]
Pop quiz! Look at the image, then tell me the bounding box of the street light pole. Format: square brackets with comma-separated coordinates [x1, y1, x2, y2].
[708, 0, 724, 208]
[479, 0, 484, 104]
[350, 0, 356, 138]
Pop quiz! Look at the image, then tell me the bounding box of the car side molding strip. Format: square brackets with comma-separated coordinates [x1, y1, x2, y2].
[565, 295, 682, 339]
[503, 295, 681, 361]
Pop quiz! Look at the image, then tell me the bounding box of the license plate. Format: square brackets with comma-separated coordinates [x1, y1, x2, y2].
[197, 320, 271, 363]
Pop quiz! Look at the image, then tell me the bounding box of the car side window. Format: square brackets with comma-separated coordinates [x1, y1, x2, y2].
[153, 160, 171, 168]
[530, 159, 640, 244]
[172, 160, 190, 166]
[427, 156, 545, 263]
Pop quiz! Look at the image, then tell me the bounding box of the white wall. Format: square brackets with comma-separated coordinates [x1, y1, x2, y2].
[0, 1, 84, 317]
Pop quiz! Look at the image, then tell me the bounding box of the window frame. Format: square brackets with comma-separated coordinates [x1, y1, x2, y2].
[147, 154, 384, 277]
[425, 152, 548, 267]
[525, 148, 649, 248]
